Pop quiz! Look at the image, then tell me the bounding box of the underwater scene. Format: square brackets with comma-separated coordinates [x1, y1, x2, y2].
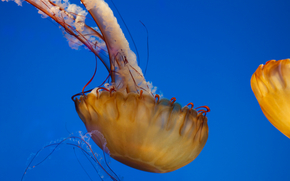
[0, 0, 290, 180]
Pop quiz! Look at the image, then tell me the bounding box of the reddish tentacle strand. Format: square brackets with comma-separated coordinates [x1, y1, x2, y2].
[186, 103, 194, 110]
[170, 97, 176, 105]
[139, 90, 143, 98]
[98, 71, 112, 87]
[71, 89, 93, 100]
[96, 87, 110, 98]
[82, 57, 98, 95]
[109, 87, 116, 96]
[71, 71, 112, 100]
[196, 106, 210, 116]
[155, 94, 160, 103]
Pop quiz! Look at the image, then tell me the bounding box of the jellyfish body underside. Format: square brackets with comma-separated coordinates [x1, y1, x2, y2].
[74, 90, 208, 173]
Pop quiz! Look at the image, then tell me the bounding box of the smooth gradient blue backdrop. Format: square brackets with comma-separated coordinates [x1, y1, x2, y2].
[1, 0, 290, 180]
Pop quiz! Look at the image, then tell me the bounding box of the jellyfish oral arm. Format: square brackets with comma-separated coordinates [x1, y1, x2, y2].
[80, 0, 150, 94]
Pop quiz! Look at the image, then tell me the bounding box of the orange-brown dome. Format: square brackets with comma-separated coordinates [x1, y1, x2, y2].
[74, 90, 208, 173]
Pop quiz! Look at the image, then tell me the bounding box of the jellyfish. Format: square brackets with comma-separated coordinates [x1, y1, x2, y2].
[4, 0, 209, 174]
[251, 59, 290, 138]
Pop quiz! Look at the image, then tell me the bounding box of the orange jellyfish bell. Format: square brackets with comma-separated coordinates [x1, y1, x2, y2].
[74, 91, 209, 173]
[251, 59, 290, 138]
[6, 0, 209, 173]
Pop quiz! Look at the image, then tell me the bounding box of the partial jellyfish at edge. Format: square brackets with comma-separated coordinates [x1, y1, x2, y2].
[251, 59, 290, 138]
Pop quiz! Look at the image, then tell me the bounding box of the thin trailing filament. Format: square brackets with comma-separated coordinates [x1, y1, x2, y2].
[21, 133, 120, 181]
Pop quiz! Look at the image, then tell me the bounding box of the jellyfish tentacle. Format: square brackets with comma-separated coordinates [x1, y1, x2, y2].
[186, 103, 194, 110]
[139, 90, 143, 98]
[139, 21, 150, 75]
[48, 0, 104, 41]
[71, 89, 94, 100]
[22, 135, 119, 181]
[21, 0, 110, 71]
[126, 66, 152, 95]
[155, 94, 160, 103]
[96, 87, 110, 98]
[109, 87, 116, 96]
[71, 70, 112, 100]
[170, 97, 176, 105]
[196, 106, 210, 116]
[127, 63, 152, 95]
[22, 0, 152, 95]
[82, 57, 98, 95]
[97, 71, 112, 88]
